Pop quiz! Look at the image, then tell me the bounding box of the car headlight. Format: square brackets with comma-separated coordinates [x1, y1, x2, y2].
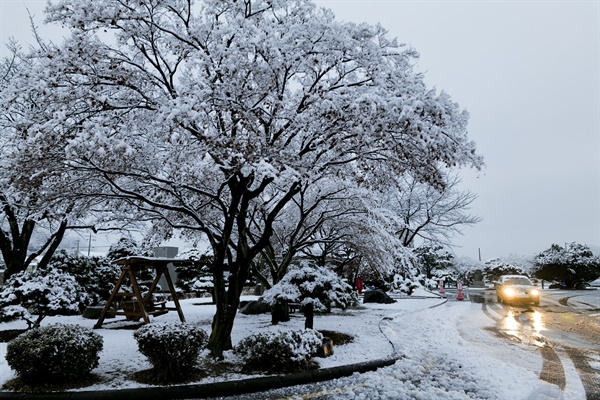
[530, 289, 539, 296]
[504, 288, 515, 297]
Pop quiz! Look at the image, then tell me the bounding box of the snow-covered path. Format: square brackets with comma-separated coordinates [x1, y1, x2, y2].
[280, 301, 554, 400]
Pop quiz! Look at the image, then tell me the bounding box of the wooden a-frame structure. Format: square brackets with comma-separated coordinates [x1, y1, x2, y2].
[94, 257, 185, 329]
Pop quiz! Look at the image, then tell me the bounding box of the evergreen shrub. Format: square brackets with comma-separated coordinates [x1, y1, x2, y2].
[5, 324, 103, 382]
[234, 329, 323, 372]
[133, 322, 208, 382]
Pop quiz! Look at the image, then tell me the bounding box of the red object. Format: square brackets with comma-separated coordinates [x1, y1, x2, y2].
[439, 279, 445, 295]
[355, 277, 364, 295]
[457, 281, 464, 301]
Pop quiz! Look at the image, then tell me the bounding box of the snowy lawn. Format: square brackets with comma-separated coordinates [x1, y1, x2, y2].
[0, 289, 554, 398]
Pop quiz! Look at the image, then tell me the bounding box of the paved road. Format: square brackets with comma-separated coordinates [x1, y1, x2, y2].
[472, 287, 600, 399]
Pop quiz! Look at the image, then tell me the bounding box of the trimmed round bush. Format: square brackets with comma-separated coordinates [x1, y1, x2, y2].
[234, 329, 323, 372]
[133, 322, 208, 382]
[6, 324, 103, 382]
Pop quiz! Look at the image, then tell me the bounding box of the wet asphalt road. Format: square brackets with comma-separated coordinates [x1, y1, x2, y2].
[474, 288, 600, 399]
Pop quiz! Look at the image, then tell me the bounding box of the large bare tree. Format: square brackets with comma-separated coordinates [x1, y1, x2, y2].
[390, 173, 481, 247]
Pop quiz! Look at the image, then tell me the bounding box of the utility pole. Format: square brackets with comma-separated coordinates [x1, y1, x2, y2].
[88, 232, 92, 256]
[478, 248, 481, 262]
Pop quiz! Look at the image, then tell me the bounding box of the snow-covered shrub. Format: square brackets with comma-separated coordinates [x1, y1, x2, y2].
[106, 237, 154, 260]
[133, 322, 208, 382]
[0, 250, 122, 328]
[391, 274, 421, 295]
[0, 268, 85, 328]
[174, 250, 214, 297]
[263, 263, 356, 312]
[418, 275, 440, 291]
[375, 248, 422, 295]
[235, 329, 323, 372]
[6, 323, 103, 382]
[445, 255, 485, 286]
[46, 250, 121, 305]
[263, 262, 357, 329]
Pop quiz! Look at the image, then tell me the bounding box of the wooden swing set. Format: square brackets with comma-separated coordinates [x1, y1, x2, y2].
[94, 257, 186, 329]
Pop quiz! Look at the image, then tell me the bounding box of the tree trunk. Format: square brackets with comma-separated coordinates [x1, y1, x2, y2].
[35, 219, 68, 271]
[207, 252, 232, 358]
[0, 209, 68, 281]
[304, 303, 314, 330]
[206, 175, 300, 358]
[208, 308, 235, 358]
[1, 220, 34, 281]
[207, 250, 252, 358]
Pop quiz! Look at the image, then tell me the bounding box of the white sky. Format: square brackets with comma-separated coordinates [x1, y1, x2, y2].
[1, 0, 599, 260]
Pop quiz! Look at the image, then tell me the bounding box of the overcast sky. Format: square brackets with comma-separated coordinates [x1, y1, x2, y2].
[1, 0, 599, 261]
[316, 0, 600, 260]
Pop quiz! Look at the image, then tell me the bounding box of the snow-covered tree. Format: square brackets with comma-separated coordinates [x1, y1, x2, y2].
[0, 193, 70, 280]
[262, 262, 355, 329]
[302, 188, 413, 284]
[500, 253, 534, 274]
[252, 178, 362, 289]
[447, 255, 484, 285]
[0, 42, 66, 280]
[387, 173, 481, 247]
[533, 243, 600, 288]
[413, 244, 454, 280]
[483, 258, 528, 282]
[0, 0, 482, 357]
[0, 43, 140, 281]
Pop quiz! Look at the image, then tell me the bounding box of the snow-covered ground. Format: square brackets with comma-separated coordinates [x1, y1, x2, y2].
[0, 289, 568, 398]
[311, 299, 568, 400]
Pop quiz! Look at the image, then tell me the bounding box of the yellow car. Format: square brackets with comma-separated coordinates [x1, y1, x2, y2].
[495, 275, 540, 306]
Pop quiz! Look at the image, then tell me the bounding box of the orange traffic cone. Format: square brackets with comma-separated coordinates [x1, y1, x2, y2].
[456, 281, 464, 301]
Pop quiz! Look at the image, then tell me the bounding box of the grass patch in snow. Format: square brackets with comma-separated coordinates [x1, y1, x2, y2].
[318, 330, 353, 346]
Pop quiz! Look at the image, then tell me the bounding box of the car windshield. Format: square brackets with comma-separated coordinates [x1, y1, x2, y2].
[504, 277, 531, 285]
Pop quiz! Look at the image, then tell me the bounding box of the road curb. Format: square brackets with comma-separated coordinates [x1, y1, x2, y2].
[0, 357, 399, 400]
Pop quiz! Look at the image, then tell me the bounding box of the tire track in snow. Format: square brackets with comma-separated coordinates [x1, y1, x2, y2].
[480, 302, 570, 393]
[564, 347, 600, 399]
[559, 296, 576, 307]
[488, 303, 508, 318]
[481, 303, 501, 322]
[539, 345, 566, 390]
